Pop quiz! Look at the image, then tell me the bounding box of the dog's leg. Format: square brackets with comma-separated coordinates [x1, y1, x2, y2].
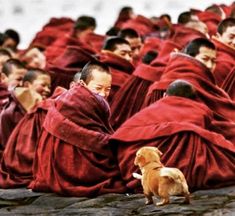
[183, 192, 190, 204]
[144, 194, 153, 205]
[157, 185, 170, 206]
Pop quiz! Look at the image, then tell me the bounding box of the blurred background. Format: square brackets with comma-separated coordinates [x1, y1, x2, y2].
[0, 0, 232, 48]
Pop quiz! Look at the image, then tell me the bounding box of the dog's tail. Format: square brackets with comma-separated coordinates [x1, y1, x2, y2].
[132, 173, 142, 180]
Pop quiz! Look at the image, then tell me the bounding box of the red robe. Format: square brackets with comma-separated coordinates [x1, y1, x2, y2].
[212, 37, 235, 87]
[197, 11, 221, 36]
[29, 84, 127, 197]
[144, 53, 235, 143]
[0, 87, 65, 188]
[110, 64, 162, 129]
[46, 45, 96, 92]
[0, 91, 26, 158]
[98, 52, 135, 101]
[110, 96, 235, 192]
[0, 83, 10, 113]
[221, 67, 235, 100]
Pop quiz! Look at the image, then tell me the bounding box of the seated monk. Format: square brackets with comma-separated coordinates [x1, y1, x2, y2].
[0, 68, 51, 157]
[98, 36, 134, 101]
[212, 18, 235, 87]
[110, 80, 235, 192]
[29, 60, 128, 197]
[0, 85, 65, 188]
[144, 38, 235, 143]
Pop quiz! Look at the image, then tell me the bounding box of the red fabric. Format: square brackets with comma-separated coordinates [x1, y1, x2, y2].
[98, 52, 134, 101]
[0, 87, 66, 188]
[139, 37, 161, 59]
[197, 11, 221, 36]
[30, 17, 74, 49]
[46, 46, 96, 92]
[0, 91, 26, 158]
[122, 15, 154, 36]
[45, 34, 96, 63]
[222, 67, 235, 100]
[145, 53, 235, 120]
[80, 32, 106, 53]
[170, 25, 207, 48]
[110, 64, 162, 129]
[110, 96, 235, 192]
[0, 83, 10, 113]
[29, 84, 127, 197]
[212, 37, 235, 87]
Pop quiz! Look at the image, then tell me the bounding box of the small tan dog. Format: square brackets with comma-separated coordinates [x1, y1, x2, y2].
[133, 146, 190, 206]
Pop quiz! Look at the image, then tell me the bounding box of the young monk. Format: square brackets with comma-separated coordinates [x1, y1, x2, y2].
[0, 68, 51, 157]
[29, 60, 127, 197]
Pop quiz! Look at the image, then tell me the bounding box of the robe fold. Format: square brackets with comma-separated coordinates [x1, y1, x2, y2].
[221, 67, 235, 100]
[212, 37, 235, 87]
[110, 63, 162, 129]
[110, 96, 235, 192]
[29, 84, 127, 197]
[0, 83, 10, 113]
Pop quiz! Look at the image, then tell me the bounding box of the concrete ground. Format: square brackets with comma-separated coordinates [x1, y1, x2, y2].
[0, 185, 234, 215]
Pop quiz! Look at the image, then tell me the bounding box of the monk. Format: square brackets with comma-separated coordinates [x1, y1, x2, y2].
[212, 18, 235, 87]
[99, 36, 134, 101]
[29, 60, 128, 197]
[0, 68, 51, 156]
[144, 38, 235, 144]
[110, 80, 235, 192]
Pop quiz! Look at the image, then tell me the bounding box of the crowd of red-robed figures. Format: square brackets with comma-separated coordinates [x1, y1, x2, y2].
[0, 2, 234, 197]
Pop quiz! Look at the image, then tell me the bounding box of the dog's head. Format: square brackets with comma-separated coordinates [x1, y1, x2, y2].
[134, 146, 163, 168]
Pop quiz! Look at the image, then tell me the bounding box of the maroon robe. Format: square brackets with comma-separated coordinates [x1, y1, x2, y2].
[45, 34, 96, 63]
[0, 91, 26, 158]
[212, 37, 235, 87]
[46, 45, 96, 92]
[110, 96, 235, 192]
[0, 83, 10, 113]
[98, 52, 135, 101]
[197, 11, 221, 36]
[144, 53, 235, 144]
[0, 87, 65, 188]
[221, 67, 235, 100]
[110, 64, 162, 129]
[29, 84, 127, 197]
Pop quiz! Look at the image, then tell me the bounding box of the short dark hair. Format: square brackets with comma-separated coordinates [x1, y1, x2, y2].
[0, 48, 12, 58]
[23, 68, 50, 83]
[2, 58, 25, 76]
[80, 60, 110, 84]
[74, 15, 96, 31]
[4, 29, 20, 45]
[205, 5, 223, 17]
[142, 50, 158, 65]
[183, 38, 215, 57]
[118, 28, 139, 39]
[160, 14, 171, 22]
[166, 79, 197, 99]
[102, 36, 130, 51]
[217, 18, 235, 35]
[0, 33, 7, 46]
[177, 11, 192, 24]
[106, 26, 120, 36]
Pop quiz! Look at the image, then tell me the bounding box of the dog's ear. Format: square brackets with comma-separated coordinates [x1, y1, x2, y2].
[155, 148, 163, 156]
[134, 154, 146, 166]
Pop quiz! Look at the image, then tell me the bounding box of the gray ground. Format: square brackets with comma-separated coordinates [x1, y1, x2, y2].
[0, 185, 234, 215]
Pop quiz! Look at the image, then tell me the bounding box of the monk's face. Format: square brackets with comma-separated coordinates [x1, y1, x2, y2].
[6, 66, 27, 89]
[86, 69, 112, 100]
[195, 46, 216, 71]
[125, 37, 142, 59]
[23, 48, 46, 69]
[113, 43, 132, 62]
[219, 26, 235, 49]
[28, 74, 51, 100]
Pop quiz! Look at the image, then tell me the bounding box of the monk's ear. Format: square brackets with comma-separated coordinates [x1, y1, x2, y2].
[79, 80, 86, 87]
[1, 73, 8, 84]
